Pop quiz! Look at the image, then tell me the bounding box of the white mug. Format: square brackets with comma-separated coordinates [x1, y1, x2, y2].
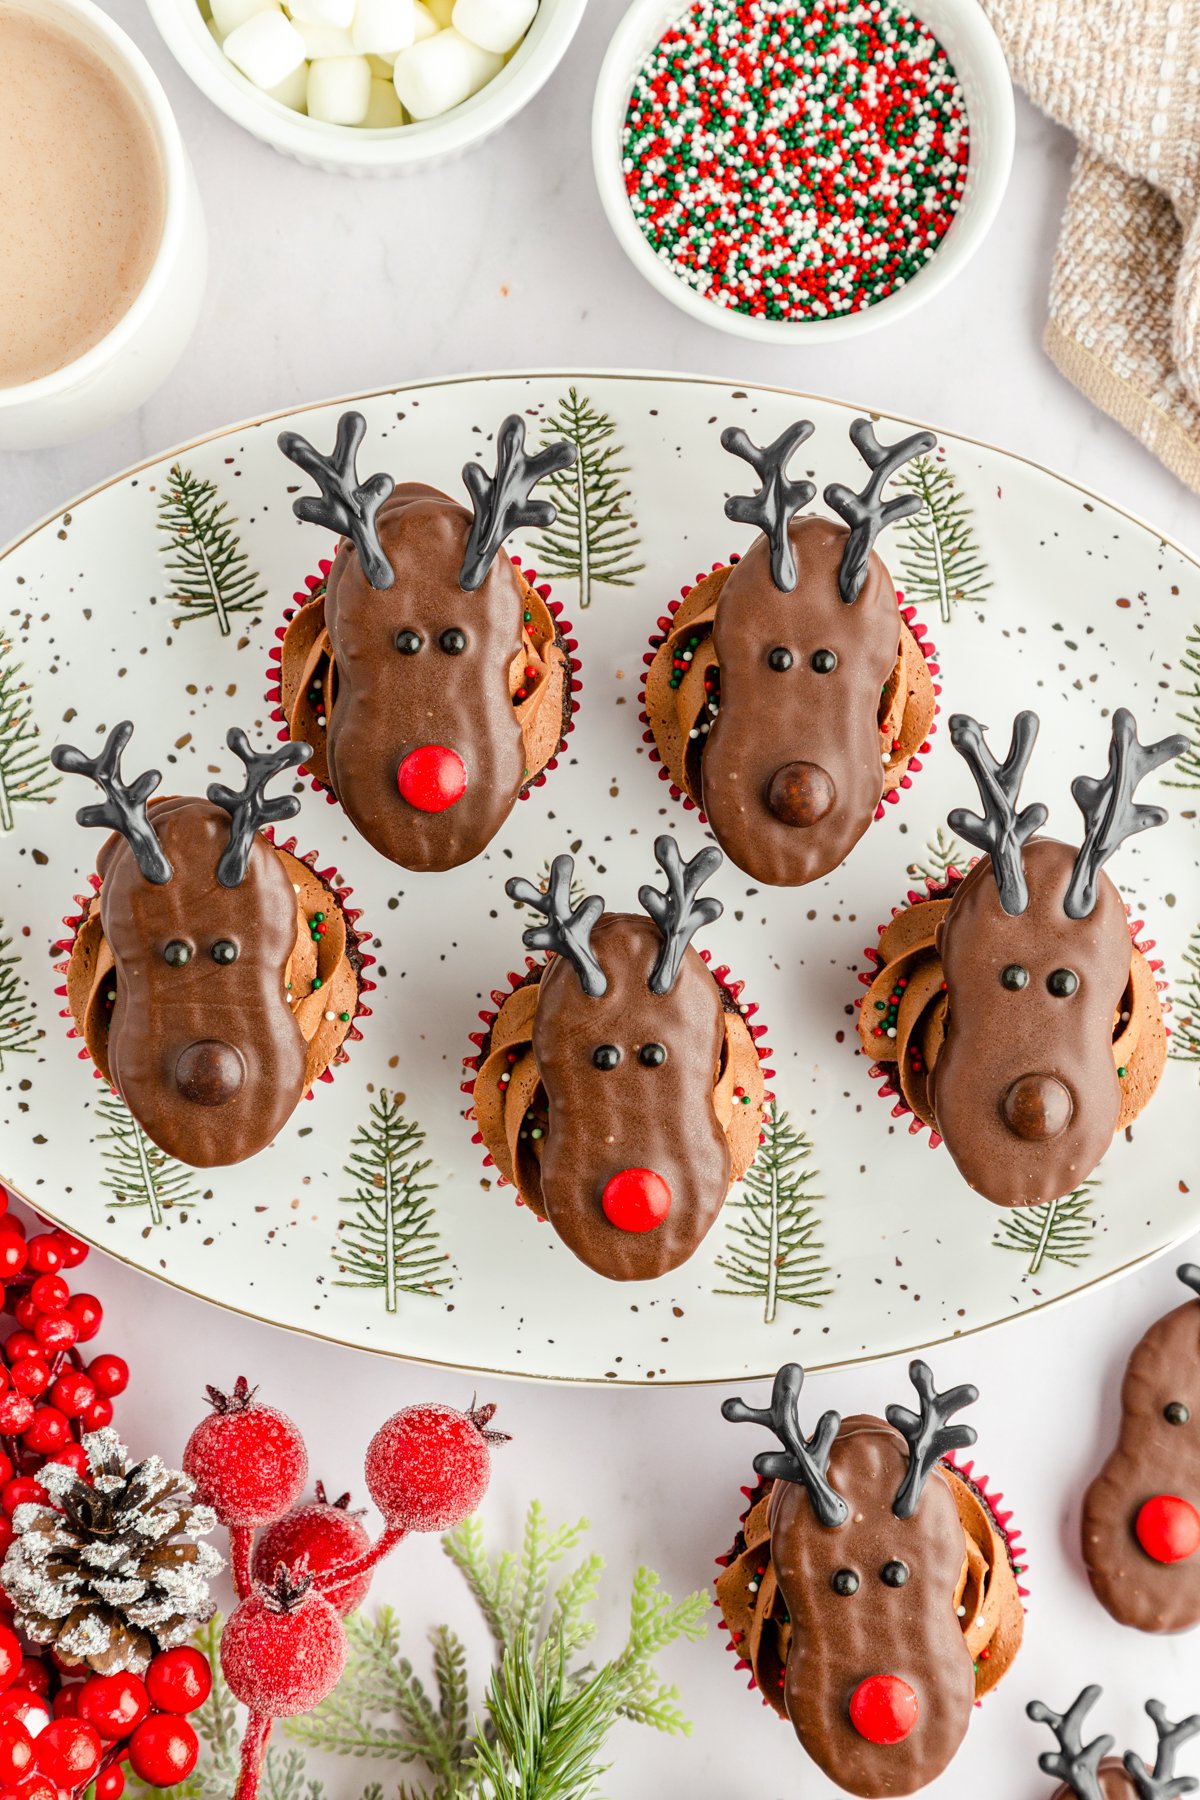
[0, 0, 207, 450]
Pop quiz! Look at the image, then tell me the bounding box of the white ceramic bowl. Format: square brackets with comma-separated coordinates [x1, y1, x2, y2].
[0, 0, 206, 450]
[147, 0, 586, 176]
[592, 0, 1015, 344]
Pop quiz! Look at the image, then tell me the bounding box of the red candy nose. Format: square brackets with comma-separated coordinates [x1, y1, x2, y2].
[849, 1675, 919, 1746]
[601, 1168, 672, 1233]
[1135, 1494, 1200, 1564]
[397, 745, 467, 813]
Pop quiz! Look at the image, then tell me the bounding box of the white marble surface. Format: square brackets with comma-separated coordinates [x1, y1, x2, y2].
[3, 2, 1200, 1792]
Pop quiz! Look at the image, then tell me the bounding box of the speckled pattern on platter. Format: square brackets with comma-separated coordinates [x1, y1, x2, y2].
[0, 374, 1196, 1385]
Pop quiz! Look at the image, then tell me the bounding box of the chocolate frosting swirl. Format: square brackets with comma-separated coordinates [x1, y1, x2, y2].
[279, 485, 570, 873]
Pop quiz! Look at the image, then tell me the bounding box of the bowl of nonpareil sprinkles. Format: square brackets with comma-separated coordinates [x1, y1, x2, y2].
[592, 0, 1014, 341]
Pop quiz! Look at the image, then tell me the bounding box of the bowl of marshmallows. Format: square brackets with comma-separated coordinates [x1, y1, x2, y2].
[147, 0, 585, 173]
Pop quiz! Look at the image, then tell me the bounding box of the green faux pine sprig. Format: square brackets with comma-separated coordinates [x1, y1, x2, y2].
[131, 1504, 707, 1800]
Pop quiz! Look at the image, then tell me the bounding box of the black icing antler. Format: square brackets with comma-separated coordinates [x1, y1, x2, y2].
[947, 711, 1048, 916]
[459, 415, 576, 593]
[1027, 1687, 1113, 1800]
[721, 421, 816, 592]
[278, 411, 396, 591]
[51, 721, 172, 886]
[506, 854, 606, 999]
[1124, 1701, 1200, 1800]
[721, 1363, 848, 1529]
[207, 729, 311, 889]
[638, 836, 724, 997]
[1179, 1263, 1200, 1299]
[823, 418, 936, 603]
[1064, 708, 1188, 921]
[885, 1358, 978, 1520]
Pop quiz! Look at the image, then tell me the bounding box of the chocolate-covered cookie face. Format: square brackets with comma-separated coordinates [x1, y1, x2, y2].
[503, 838, 753, 1281]
[723, 1361, 981, 1798]
[1030, 1684, 1200, 1799]
[704, 517, 904, 886]
[279, 411, 576, 874]
[1082, 1266, 1200, 1634]
[52, 722, 331, 1168]
[925, 708, 1186, 1209]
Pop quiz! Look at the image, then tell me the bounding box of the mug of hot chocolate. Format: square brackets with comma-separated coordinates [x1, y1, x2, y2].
[0, 0, 206, 448]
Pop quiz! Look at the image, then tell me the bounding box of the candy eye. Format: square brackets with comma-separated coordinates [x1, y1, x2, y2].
[1000, 964, 1029, 991]
[439, 628, 467, 655]
[639, 1043, 667, 1068]
[831, 1569, 859, 1596]
[211, 941, 239, 965]
[592, 1045, 620, 1071]
[395, 629, 422, 655]
[1165, 1401, 1191, 1425]
[767, 647, 793, 672]
[881, 1560, 910, 1587]
[1047, 968, 1079, 998]
[810, 649, 837, 674]
[163, 941, 191, 968]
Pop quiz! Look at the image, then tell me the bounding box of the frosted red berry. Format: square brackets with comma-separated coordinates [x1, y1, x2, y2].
[49, 1231, 87, 1269]
[48, 1372, 94, 1418]
[66, 1294, 103, 1340]
[220, 1567, 347, 1718]
[34, 1718, 101, 1786]
[0, 1715, 34, 1782]
[144, 1648, 212, 1716]
[365, 1400, 508, 1534]
[28, 1276, 68, 1315]
[0, 1690, 50, 1738]
[76, 1673, 149, 1741]
[0, 1630, 21, 1693]
[252, 1485, 372, 1616]
[95, 1763, 126, 1800]
[0, 1240, 26, 1281]
[183, 1377, 307, 1528]
[24, 1238, 64, 1277]
[86, 1355, 128, 1398]
[2, 1478, 47, 1515]
[81, 1396, 114, 1431]
[33, 1315, 77, 1352]
[10, 1362, 49, 1400]
[127, 1714, 199, 1786]
[21, 1409, 68, 1455]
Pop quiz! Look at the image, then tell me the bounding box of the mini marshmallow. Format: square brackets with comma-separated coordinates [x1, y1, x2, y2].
[351, 0, 416, 57]
[265, 60, 309, 108]
[451, 0, 535, 55]
[306, 53, 372, 121]
[411, 0, 439, 38]
[294, 17, 355, 55]
[392, 26, 501, 118]
[285, 0, 355, 27]
[364, 74, 405, 124]
[210, 0, 277, 40]
[222, 9, 306, 88]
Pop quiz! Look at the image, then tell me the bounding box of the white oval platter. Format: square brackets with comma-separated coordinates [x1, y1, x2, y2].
[0, 372, 1197, 1384]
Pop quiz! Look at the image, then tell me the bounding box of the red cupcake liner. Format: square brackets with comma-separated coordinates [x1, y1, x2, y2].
[638, 561, 938, 825]
[461, 945, 776, 1208]
[713, 1452, 1028, 1712]
[855, 867, 1172, 1142]
[52, 833, 375, 1103]
[265, 555, 582, 807]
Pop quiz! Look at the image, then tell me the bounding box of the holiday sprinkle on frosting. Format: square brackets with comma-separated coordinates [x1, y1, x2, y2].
[621, 0, 970, 322]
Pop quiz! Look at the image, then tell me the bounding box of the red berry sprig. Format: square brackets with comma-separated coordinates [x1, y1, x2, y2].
[189, 1379, 509, 1800]
[0, 1187, 215, 1800]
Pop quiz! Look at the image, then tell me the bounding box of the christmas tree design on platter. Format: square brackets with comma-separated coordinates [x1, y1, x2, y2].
[894, 452, 990, 623]
[1169, 924, 1200, 1080]
[158, 463, 266, 637]
[1167, 618, 1200, 788]
[0, 639, 58, 833]
[713, 1101, 829, 1323]
[0, 924, 40, 1071]
[992, 1178, 1100, 1276]
[96, 1092, 200, 1226]
[532, 389, 643, 608]
[332, 1090, 451, 1314]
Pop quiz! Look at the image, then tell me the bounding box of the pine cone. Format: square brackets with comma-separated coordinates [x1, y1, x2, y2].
[1, 1427, 223, 1675]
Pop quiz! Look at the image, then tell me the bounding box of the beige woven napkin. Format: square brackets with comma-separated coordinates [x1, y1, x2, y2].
[981, 0, 1200, 491]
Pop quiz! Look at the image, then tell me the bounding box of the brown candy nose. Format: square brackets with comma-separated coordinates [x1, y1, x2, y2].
[1003, 1074, 1072, 1141]
[175, 1040, 246, 1107]
[765, 761, 836, 828]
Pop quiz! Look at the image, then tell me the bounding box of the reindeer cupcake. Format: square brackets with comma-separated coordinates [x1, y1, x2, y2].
[715, 1360, 1025, 1797]
[465, 837, 769, 1281]
[51, 722, 371, 1168]
[1029, 1684, 1200, 1798]
[270, 410, 581, 873]
[1082, 1264, 1200, 1634]
[642, 418, 939, 885]
[857, 707, 1186, 1208]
